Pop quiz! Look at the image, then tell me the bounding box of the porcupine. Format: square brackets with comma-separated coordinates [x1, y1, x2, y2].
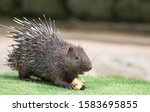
[7, 16, 92, 89]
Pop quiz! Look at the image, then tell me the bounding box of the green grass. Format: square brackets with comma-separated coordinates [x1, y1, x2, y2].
[0, 72, 150, 95]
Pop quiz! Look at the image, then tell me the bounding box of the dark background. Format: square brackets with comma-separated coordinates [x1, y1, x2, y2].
[0, 0, 150, 23]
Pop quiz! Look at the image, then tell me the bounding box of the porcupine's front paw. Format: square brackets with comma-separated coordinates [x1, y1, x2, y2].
[80, 85, 86, 90]
[54, 80, 74, 89]
[64, 83, 74, 89]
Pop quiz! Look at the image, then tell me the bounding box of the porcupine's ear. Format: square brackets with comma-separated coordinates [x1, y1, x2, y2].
[68, 47, 74, 55]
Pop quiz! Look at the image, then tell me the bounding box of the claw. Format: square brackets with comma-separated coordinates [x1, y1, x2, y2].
[80, 85, 86, 90]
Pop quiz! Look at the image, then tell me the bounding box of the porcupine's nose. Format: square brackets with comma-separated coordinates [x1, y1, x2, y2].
[82, 60, 92, 71]
[86, 61, 92, 71]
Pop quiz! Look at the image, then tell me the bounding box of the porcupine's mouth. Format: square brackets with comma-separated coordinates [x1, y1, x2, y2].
[78, 71, 84, 75]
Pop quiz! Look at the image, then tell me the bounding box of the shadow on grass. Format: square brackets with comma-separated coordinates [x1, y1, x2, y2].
[0, 73, 55, 87]
[0, 74, 18, 81]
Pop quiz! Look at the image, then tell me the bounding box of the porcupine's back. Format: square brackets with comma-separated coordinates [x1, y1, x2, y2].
[7, 17, 67, 75]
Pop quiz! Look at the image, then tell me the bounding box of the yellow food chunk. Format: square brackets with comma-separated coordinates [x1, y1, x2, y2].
[71, 78, 84, 90]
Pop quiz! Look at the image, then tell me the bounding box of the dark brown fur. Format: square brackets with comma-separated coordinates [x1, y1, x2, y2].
[7, 17, 92, 89]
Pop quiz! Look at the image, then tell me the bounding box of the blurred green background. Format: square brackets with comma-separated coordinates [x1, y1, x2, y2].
[0, 0, 150, 23]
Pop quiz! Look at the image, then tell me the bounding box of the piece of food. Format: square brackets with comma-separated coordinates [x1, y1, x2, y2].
[71, 78, 85, 90]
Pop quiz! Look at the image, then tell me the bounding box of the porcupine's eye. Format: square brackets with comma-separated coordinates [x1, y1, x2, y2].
[75, 56, 80, 60]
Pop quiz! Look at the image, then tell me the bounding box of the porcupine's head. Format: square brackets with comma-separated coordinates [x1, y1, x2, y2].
[63, 45, 92, 75]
